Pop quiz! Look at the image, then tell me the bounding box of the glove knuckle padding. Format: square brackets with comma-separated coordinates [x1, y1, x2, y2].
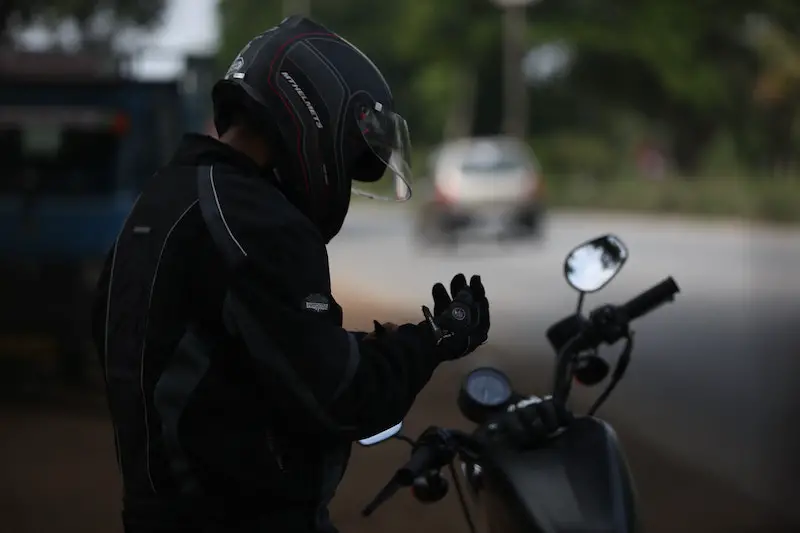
[455, 288, 474, 306]
[450, 273, 467, 297]
[469, 275, 485, 300]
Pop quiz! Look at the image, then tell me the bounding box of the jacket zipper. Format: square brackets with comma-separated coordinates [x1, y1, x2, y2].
[266, 433, 285, 471]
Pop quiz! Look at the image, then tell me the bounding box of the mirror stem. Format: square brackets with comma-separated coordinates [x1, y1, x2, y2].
[575, 292, 585, 314]
[394, 435, 416, 446]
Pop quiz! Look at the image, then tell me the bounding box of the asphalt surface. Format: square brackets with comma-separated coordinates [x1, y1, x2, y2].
[328, 203, 800, 520]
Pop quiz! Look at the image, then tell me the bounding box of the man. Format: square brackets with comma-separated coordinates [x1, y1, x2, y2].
[91, 16, 490, 533]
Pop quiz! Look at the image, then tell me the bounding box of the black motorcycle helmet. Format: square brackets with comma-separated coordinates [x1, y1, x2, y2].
[211, 16, 412, 243]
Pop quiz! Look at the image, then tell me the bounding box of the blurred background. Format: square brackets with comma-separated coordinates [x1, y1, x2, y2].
[0, 1, 798, 532]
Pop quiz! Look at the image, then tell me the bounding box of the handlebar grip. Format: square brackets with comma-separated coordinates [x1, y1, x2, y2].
[395, 445, 436, 486]
[622, 276, 680, 321]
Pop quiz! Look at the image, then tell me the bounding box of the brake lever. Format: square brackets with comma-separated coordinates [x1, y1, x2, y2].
[363, 428, 441, 516]
[362, 428, 475, 517]
[362, 477, 402, 517]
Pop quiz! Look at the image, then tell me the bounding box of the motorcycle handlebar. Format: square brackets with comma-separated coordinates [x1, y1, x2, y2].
[621, 276, 680, 321]
[396, 444, 437, 486]
[365, 276, 681, 520]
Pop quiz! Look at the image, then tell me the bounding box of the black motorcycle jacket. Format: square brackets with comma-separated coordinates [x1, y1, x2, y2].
[91, 134, 442, 532]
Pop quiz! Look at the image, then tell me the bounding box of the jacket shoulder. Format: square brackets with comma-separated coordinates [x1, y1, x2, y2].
[196, 164, 324, 266]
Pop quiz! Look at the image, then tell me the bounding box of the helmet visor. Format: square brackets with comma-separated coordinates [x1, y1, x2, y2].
[350, 103, 412, 201]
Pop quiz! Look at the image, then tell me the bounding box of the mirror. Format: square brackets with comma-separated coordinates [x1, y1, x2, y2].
[564, 234, 628, 293]
[357, 422, 403, 446]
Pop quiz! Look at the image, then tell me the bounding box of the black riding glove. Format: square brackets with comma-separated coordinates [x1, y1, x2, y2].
[421, 273, 490, 361]
[488, 395, 573, 449]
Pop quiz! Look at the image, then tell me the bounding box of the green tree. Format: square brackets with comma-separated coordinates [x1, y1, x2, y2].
[528, 0, 749, 173]
[217, 0, 503, 144]
[750, 17, 800, 174]
[216, 1, 800, 174]
[529, 0, 800, 174]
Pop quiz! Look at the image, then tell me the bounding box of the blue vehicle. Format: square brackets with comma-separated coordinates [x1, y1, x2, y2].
[0, 75, 185, 384]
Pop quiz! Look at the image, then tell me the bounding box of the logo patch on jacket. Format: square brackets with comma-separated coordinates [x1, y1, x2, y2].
[303, 293, 330, 313]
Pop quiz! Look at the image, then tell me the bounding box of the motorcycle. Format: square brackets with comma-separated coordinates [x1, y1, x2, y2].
[356, 234, 681, 533]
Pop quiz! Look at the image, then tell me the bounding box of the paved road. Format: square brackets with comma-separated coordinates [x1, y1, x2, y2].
[328, 203, 800, 520]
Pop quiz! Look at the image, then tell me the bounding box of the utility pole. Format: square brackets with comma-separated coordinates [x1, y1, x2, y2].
[492, 0, 540, 139]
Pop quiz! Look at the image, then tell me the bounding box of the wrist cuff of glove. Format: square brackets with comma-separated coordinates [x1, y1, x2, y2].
[416, 319, 465, 363]
[408, 320, 451, 361]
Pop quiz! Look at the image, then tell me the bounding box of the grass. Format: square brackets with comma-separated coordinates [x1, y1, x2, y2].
[540, 174, 800, 224]
[351, 174, 800, 225]
[351, 142, 799, 224]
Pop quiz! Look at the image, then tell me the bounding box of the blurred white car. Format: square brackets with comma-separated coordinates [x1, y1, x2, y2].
[415, 136, 545, 244]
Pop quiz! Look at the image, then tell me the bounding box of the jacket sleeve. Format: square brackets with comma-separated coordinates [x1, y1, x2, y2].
[225, 218, 440, 439]
[90, 245, 115, 372]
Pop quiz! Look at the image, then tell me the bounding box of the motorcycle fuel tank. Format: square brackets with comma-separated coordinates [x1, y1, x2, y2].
[480, 417, 640, 533]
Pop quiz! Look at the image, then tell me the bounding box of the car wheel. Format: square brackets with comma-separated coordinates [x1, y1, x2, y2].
[415, 206, 443, 245]
[417, 208, 462, 249]
[498, 210, 545, 243]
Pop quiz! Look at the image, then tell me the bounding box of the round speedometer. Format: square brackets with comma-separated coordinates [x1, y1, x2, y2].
[465, 368, 512, 406]
[458, 367, 514, 424]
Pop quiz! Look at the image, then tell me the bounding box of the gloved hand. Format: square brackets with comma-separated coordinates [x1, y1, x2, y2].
[486, 395, 573, 449]
[421, 273, 490, 361]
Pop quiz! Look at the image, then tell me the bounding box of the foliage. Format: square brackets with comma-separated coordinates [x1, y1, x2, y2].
[212, 0, 800, 219]
[543, 174, 800, 224]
